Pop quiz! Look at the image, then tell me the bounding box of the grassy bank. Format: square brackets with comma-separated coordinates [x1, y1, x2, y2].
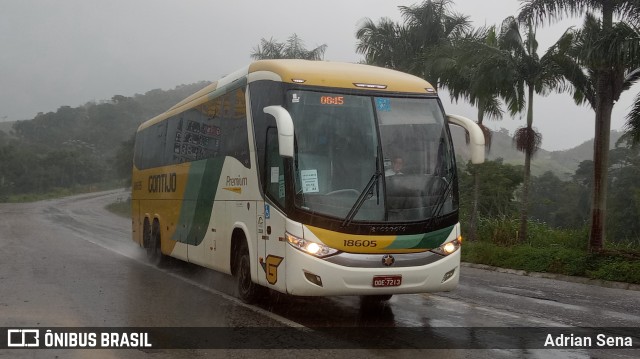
[105, 197, 131, 218]
[461, 217, 640, 284]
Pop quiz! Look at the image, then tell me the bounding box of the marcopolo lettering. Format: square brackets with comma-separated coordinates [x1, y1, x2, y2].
[148, 173, 177, 193]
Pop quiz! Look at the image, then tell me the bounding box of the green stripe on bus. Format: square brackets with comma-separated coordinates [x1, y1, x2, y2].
[384, 225, 454, 250]
[173, 158, 225, 246]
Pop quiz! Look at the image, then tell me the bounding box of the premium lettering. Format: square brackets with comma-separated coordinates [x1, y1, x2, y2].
[226, 175, 248, 187]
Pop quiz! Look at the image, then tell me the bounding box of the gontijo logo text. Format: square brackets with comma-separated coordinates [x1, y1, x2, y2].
[6, 329, 152, 348]
[148, 173, 177, 193]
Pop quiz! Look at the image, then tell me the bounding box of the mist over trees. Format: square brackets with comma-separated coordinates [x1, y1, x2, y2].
[0, 82, 208, 200]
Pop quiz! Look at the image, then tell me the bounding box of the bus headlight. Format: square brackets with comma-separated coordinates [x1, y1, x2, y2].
[286, 232, 339, 258]
[430, 236, 461, 256]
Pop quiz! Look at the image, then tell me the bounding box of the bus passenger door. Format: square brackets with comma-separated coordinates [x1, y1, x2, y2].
[258, 127, 288, 293]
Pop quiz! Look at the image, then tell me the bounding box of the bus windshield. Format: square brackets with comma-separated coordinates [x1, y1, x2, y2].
[287, 90, 456, 223]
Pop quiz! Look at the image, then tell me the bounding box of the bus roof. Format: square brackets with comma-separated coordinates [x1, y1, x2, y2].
[248, 60, 436, 94]
[138, 60, 436, 131]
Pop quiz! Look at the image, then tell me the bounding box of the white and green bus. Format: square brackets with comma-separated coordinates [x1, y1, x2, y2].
[131, 60, 485, 303]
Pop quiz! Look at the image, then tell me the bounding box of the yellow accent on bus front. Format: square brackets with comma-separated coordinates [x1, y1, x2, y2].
[305, 225, 423, 254]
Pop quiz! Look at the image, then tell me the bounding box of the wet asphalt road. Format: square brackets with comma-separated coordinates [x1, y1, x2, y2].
[0, 190, 639, 358]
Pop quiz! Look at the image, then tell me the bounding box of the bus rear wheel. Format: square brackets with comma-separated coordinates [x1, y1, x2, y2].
[147, 220, 166, 266]
[235, 242, 264, 303]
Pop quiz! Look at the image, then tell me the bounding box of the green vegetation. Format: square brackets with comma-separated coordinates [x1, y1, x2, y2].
[0, 83, 208, 202]
[458, 147, 640, 284]
[461, 217, 640, 284]
[105, 197, 131, 218]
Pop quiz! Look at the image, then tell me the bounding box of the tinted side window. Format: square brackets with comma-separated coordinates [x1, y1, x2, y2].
[218, 87, 250, 167]
[249, 81, 284, 187]
[134, 86, 250, 170]
[133, 121, 166, 169]
[264, 127, 285, 207]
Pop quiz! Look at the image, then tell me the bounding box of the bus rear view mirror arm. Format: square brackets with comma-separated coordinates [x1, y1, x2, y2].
[446, 114, 485, 164]
[264, 106, 295, 158]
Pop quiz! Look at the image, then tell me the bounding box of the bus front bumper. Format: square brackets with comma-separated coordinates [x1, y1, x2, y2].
[284, 245, 460, 296]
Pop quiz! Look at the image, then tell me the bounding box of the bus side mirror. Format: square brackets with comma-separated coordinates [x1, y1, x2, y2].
[446, 114, 485, 164]
[264, 106, 295, 158]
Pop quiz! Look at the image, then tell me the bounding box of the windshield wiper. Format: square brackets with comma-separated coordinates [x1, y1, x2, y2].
[426, 172, 455, 229]
[341, 170, 383, 227]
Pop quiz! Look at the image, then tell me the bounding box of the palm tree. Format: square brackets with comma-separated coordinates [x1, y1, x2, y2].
[444, 18, 564, 241]
[355, 17, 418, 72]
[356, 0, 471, 87]
[251, 34, 327, 60]
[628, 88, 640, 143]
[437, 26, 508, 239]
[497, 16, 565, 242]
[520, 0, 640, 252]
[400, 0, 471, 85]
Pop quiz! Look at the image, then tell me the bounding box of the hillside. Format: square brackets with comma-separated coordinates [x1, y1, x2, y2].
[0, 121, 15, 136]
[451, 127, 624, 179]
[0, 82, 212, 197]
[6, 82, 210, 156]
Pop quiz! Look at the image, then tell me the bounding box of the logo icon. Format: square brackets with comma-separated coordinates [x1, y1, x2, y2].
[260, 255, 284, 284]
[7, 329, 40, 347]
[382, 254, 395, 267]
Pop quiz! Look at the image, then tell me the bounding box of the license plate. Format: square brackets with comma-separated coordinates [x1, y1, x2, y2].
[372, 275, 402, 287]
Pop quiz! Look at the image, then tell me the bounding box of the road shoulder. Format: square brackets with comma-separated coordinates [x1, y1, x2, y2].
[462, 262, 640, 292]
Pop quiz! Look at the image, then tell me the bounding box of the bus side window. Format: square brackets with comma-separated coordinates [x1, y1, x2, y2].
[265, 127, 285, 208]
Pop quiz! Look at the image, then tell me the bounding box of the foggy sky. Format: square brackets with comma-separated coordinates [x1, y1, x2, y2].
[1, 0, 637, 150]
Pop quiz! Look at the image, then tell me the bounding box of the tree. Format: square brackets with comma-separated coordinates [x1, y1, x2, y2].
[357, 5, 514, 240]
[443, 17, 565, 241]
[251, 34, 327, 60]
[528, 171, 589, 228]
[112, 134, 135, 186]
[520, 0, 640, 251]
[3, 83, 202, 197]
[356, 0, 471, 86]
[437, 26, 507, 240]
[355, 17, 418, 72]
[458, 159, 523, 219]
[606, 142, 640, 241]
[495, 16, 565, 242]
[626, 71, 640, 144]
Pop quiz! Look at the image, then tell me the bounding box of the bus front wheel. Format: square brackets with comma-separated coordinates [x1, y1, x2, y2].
[235, 242, 264, 303]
